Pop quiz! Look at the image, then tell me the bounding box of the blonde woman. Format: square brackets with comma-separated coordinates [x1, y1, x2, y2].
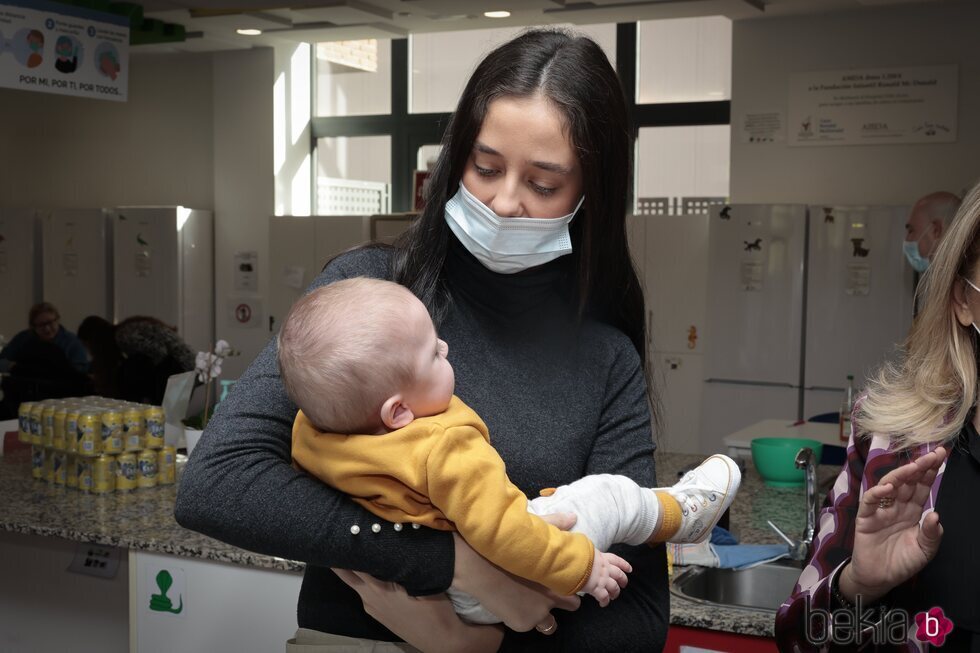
[775, 182, 980, 652]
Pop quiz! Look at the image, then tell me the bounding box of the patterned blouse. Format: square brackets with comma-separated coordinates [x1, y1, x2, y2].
[774, 409, 944, 653]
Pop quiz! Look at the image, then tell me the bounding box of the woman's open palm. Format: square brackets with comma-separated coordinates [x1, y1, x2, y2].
[849, 446, 946, 597]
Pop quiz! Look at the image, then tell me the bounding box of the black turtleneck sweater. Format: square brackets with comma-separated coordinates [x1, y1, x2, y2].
[175, 237, 668, 652]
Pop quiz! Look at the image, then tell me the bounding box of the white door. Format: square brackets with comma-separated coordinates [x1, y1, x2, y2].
[313, 215, 370, 268]
[43, 208, 111, 331]
[177, 209, 214, 354]
[804, 205, 913, 409]
[702, 204, 807, 385]
[0, 209, 39, 343]
[641, 213, 710, 452]
[268, 216, 317, 335]
[112, 207, 179, 328]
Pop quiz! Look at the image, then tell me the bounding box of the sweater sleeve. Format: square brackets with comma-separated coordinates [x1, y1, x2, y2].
[0, 330, 30, 367]
[62, 332, 91, 374]
[774, 413, 874, 651]
[426, 425, 596, 596]
[174, 247, 456, 596]
[499, 332, 668, 653]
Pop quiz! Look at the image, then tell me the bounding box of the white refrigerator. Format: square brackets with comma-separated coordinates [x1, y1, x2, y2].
[803, 205, 914, 417]
[699, 204, 808, 455]
[110, 207, 213, 354]
[41, 209, 112, 333]
[699, 203, 915, 455]
[0, 209, 41, 344]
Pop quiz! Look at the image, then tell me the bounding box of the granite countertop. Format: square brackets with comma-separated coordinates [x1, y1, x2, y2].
[0, 448, 304, 573]
[0, 446, 837, 637]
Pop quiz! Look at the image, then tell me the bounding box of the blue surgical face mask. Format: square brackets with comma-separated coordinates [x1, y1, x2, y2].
[445, 182, 584, 274]
[903, 238, 930, 273]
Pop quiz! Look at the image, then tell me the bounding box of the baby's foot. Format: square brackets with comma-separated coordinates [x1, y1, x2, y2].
[663, 454, 741, 543]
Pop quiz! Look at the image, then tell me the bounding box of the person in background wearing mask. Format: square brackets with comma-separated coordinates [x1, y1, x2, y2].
[904, 191, 962, 273]
[0, 302, 89, 374]
[177, 28, 668, 653]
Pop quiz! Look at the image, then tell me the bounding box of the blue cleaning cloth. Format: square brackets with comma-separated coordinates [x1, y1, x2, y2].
[713, 544, 792, 570]
[709, 526, 738, 545]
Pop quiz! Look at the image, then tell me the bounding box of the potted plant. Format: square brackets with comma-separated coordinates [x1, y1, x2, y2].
[182, 339, 237, 454]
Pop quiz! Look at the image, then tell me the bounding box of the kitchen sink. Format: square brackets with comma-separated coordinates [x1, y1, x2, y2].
[670, 560, 804, 613]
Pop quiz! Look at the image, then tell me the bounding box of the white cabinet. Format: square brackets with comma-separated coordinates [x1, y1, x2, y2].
[42, 208, 112, 332]
[268, 214, 414, 334]
[629, 213, 709, 453]
[111, 207, 214, 354]
[132, 550, 302, 653]
[0, 209, 40, 343]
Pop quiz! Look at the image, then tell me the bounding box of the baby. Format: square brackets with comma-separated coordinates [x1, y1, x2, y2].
[279, 277, 741, 623]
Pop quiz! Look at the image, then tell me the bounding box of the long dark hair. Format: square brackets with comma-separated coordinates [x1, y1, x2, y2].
[392, 28, 660, 431]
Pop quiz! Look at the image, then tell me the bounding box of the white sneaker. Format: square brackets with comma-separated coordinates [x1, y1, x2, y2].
[663, 454, 741, 544]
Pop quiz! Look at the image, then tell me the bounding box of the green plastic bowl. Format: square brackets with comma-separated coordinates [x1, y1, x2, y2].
[751, 437, 824, 487]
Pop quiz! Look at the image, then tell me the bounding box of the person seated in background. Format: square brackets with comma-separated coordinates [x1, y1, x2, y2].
[77, 314, 195, 404]
[77, 315, 121, 398]
[0, 303, 91, 418]
[0, 302, 89, 374]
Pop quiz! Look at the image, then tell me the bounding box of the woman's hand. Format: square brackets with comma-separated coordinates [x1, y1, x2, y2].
[840, 446, 946, 604]
[333, 568, 503, 653]
[451, 513, 582, 634]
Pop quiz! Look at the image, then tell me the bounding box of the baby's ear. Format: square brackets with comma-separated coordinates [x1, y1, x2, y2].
[380, 395, 415, 431]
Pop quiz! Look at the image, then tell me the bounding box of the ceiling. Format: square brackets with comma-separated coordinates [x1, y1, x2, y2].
[133, 0, 947, 54]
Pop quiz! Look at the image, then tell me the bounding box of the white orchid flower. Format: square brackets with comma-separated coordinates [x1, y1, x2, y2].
[214, 340, 233, 357]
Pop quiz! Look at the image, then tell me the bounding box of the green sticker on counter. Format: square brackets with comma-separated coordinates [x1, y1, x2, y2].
[150, 570, 183, 613]
[146, 566, 185, 618]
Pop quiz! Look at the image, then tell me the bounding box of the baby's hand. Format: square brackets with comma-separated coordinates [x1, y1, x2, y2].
[584, 548, 631, 607]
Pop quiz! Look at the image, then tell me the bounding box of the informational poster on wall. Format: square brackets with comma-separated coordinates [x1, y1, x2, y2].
[0, 0, 129, 101]
[788, 64, 957, 147]
[739, 110, 784, 144]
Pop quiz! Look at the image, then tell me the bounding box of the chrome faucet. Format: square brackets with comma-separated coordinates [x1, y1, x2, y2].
[767, 447, 819, 561]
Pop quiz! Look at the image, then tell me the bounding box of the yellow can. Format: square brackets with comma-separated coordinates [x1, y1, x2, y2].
[123, 407, 145, 451]
[144, 406, 165, 449]
[29, 403, 45, 445]
[157, 447, 176, 485]
[93, 455, 116, 494]
[65, 405, 81, 454]
[41, 402, 57, 447]
[30, 445, 44, 480]
[77, 411, 102, 457]
[52, 405, 68, 451]
[66, 454, 78, 489]
[42, 447, 54, 483]
[52, 450, 67, 485]
[18, 402, 35, 443]
[137, 450, 158, 488]
[77, 457, 94, 492]
[100, 409, 124, 454]
[116, 453, 138, 492]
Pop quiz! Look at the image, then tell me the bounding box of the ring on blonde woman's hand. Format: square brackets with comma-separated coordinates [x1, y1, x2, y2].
[878, 497, 895, 509]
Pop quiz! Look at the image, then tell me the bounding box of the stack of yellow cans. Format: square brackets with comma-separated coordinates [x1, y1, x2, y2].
[18, 397, 177, 493]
